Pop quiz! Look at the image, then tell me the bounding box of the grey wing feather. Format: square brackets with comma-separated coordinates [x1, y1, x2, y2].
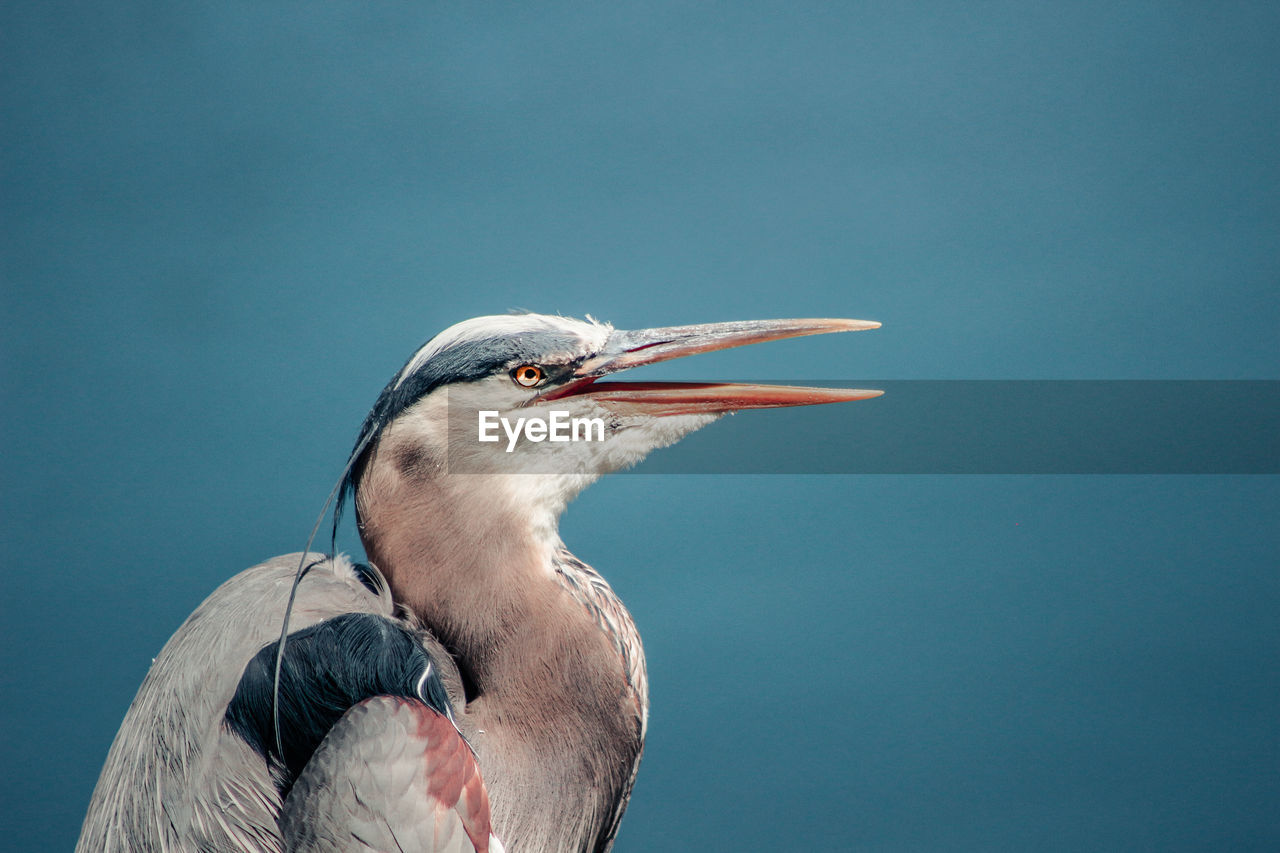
[282, 697, 499, 853]
[77, 553, 398, 853]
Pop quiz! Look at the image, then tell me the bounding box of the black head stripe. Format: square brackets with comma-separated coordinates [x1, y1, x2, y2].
[339, 327, 592, 518]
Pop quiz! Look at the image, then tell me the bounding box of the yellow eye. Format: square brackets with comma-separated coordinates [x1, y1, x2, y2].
[513, 365, 544, 387]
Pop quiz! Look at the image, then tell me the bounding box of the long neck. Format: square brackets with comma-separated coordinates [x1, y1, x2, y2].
[355, 430, 646, 852]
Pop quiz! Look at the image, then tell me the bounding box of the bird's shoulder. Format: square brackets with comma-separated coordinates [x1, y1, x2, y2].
[281, 695, 502, 853]
[79, 553, 489, 853]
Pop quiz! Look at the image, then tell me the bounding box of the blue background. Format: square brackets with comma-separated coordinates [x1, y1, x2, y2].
[3, 3, 1277, 850]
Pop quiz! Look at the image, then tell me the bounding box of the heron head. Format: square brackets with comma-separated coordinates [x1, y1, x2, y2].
[344, 312, 879, 530]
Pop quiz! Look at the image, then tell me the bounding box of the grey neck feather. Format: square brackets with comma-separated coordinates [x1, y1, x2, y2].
[355, 424, 647, 853]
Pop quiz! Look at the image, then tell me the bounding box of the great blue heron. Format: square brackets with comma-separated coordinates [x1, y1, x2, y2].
[78, 313, 880, 852]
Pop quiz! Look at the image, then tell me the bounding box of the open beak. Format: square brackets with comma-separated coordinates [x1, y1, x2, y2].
[540, 318, 882, 416]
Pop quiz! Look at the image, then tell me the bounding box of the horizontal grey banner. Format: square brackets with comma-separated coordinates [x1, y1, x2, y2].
[445, 382, 1279, 474]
